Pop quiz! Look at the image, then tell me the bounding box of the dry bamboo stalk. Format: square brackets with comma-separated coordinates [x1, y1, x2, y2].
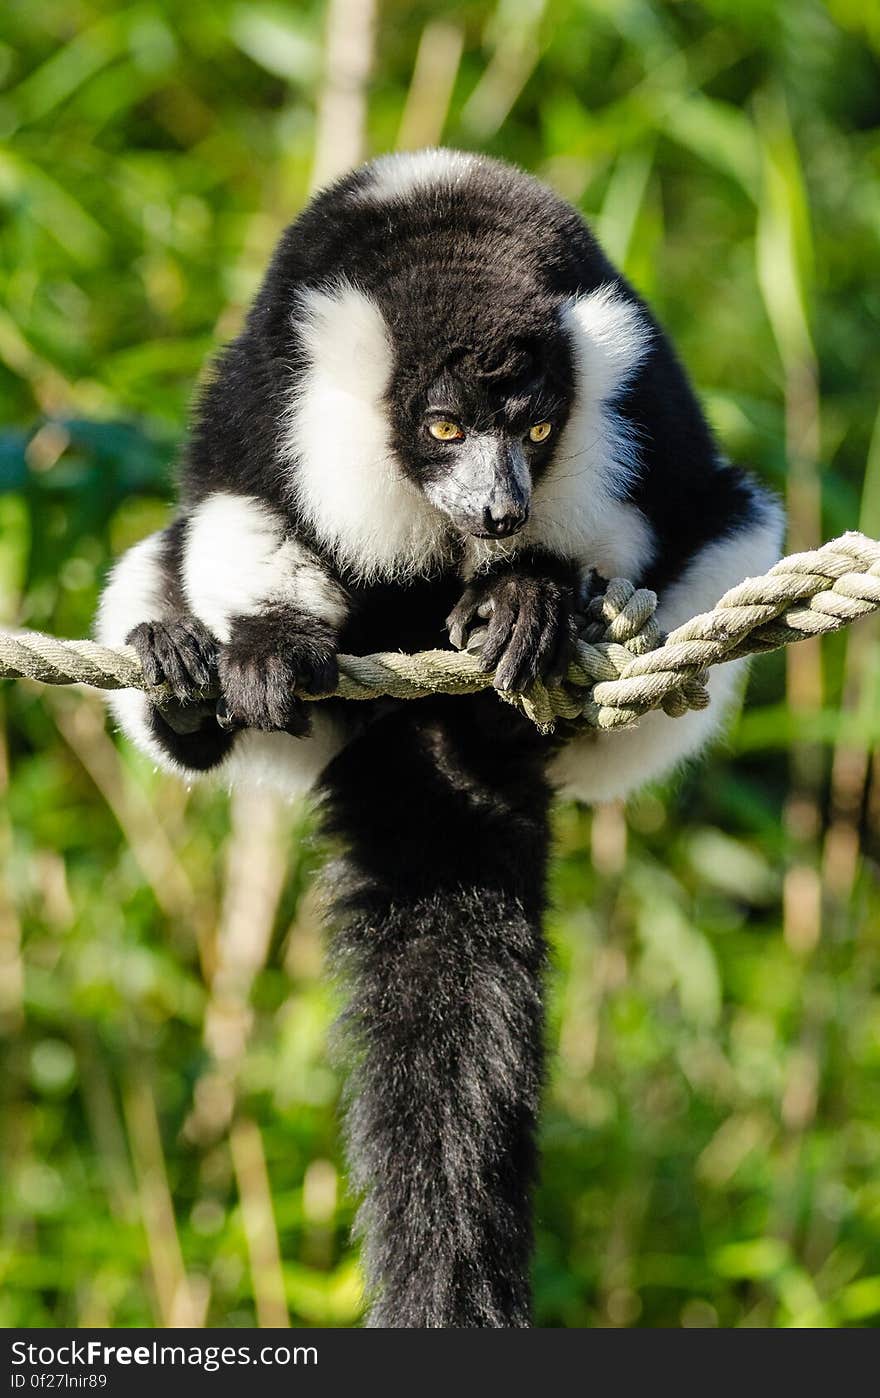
[310, 0, 377, 192]
[123, 1074, 206, 1327]
[230, 1117, 290, 1328]
[396, 20, 463, 150]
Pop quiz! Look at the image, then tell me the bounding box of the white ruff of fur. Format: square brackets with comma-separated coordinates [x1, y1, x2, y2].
[182, 493, 348, 644]
[549, 495, 785, 804]
[520, 284, 656, 579]
[362, 149, 479, 203]
[282, 281, 451, 583]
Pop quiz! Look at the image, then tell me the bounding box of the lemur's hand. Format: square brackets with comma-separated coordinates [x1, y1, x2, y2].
[126, 617, 220, 735]
[216, 613, 339, 736]
[446, 566, 577, 693]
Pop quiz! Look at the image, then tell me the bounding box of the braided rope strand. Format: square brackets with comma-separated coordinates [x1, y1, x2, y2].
[1, 531, 878, 733]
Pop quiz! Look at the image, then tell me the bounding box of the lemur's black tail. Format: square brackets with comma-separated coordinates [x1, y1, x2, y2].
[320, 696, 551, 1328]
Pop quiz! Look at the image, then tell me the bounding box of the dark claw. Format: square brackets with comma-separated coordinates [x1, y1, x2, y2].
[446, 589, 480, 652]
[215, 697, 241, 733]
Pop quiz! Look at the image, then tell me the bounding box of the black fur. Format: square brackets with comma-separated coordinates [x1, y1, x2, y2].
[324, 695, 550, 1327]
[104, 151, 779, 1327]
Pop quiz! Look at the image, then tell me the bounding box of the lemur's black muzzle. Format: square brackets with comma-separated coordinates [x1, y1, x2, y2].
[480, 501, 529, 537]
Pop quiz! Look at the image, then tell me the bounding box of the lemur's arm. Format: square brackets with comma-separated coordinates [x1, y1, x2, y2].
[96, 493, 348, 776]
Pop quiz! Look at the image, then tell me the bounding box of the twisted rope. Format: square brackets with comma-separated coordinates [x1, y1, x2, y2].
[1, 532, 879, 733]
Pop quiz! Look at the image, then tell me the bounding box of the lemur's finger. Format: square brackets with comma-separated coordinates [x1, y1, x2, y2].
[499, 587, 568, 692]
[533, 598, 572, 687]
[494, 601, 544, 691]
[156, 638, 205, 702]
[132, 626, 174, 695]
[545, 605, 576, 683]
[478, 595, 517, 673]
[126, 623, 165, 689]
[464, 625, 489, 656]
[258, 655, 295, 729]
[174, 619, 218, 687]
[446, 589, 480, 650]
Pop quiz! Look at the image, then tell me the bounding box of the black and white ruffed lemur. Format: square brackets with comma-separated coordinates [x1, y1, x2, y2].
[97, 150, 784, 1328]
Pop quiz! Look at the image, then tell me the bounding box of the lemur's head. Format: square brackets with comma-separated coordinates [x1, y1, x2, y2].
[386, 295, 575, 540]
[277, 148, 647, 579]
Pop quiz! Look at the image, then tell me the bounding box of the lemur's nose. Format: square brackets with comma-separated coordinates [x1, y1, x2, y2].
[482, 504, 528, 537]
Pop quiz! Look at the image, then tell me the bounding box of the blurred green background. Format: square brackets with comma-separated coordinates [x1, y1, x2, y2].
[2, 0, 880, 1329]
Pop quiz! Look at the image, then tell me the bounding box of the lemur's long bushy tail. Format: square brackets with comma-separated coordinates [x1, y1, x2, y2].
[320, 696, 551, 1328]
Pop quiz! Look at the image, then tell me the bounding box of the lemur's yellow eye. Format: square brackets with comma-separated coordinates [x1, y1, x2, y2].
[529, 421, 553, 443]
[429, 420, 464, 441]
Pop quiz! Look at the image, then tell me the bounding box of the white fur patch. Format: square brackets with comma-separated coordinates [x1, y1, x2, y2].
[221, 717, 345, 798]
[361, 149, 478, 203]
[283, 280, 451, 581]
[182, 493, 348, 644]
[524, 285, 656, 578]
[96, 533, 182, 771]
[96, 532, 168, 646]
[550, 501, 785, 804]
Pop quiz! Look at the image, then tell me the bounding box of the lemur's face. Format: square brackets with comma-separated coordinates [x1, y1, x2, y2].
[390, 332, 574, 540]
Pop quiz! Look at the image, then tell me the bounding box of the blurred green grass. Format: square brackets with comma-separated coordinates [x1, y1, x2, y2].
[1, 0, 879, 1328]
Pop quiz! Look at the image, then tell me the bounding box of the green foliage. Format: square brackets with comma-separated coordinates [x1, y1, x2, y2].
[1, 0, 879, 1328]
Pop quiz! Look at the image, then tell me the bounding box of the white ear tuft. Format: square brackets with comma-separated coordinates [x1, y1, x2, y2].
[360, 149, 479, 203]
[563, 284, 653, 405]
